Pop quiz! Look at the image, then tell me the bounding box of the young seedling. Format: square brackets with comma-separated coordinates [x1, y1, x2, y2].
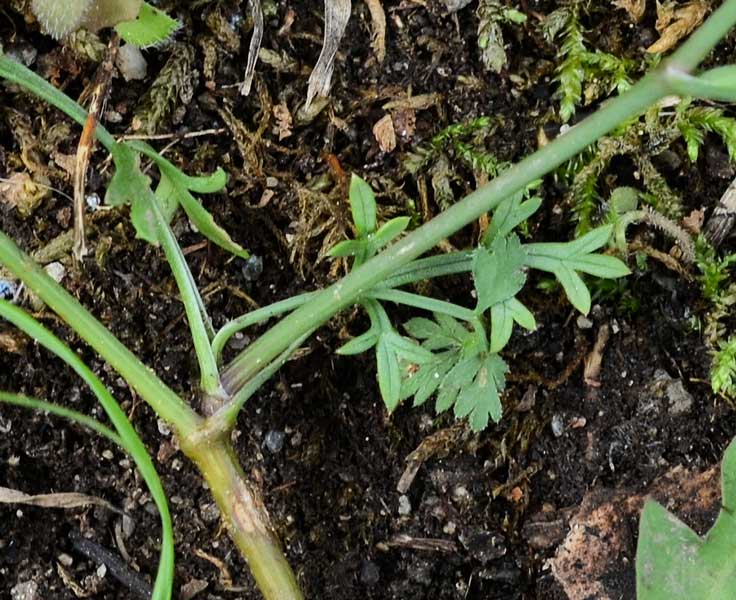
[4, 3, 736, 596]
[32, 0, 179, 47]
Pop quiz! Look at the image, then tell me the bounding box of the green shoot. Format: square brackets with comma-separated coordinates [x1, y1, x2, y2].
[712, 337, 736, 398]
[330, 176, 628, 431]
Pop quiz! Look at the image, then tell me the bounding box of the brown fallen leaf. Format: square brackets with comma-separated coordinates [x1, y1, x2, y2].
[647, 0, 709, 54]
[391, 107, 417, 141]
[373, 113, 397, 153]
[613, 0, 646, 22]
[682, 207, 705, 235]
[273, 102, 293, 140]
[0, 486, 121, 513]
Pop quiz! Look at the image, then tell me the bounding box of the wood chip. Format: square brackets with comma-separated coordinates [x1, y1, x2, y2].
[306, 0, 352, 108]
[704, 176, 736, 247]
[583, 323, 610, 389]
[241, 0, 264, 95]
[379, 533, 457, 553]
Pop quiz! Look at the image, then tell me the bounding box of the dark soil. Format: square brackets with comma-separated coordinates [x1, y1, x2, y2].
[2, 1, 736, 599]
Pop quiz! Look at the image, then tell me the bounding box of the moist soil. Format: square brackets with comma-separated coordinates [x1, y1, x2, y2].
[2, 1, 736, 599]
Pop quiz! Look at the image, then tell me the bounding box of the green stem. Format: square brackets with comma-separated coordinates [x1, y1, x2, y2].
[211, 292, 317, 364]
[0, 232, 201, 438]
[181, 439, 303, 600]
[202, 330, 314, 438]
[149, 183, 221, 395]
[367, 289, 477, 322]
[0, 392, 123, 446]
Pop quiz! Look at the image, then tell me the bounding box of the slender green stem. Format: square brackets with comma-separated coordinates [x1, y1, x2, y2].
[378, 252, 474, 289]
[663, 64, 736, 102]
[221, 0, 736, 397]
[0, 302, 174, 600]
[223, 76, 661, 392]
[0, 392, 123, 446]
[367, 289, 476, 322]
[211, 292, 317, 364]
[0, 233, 201, 437]
[149, 186, 221, 394]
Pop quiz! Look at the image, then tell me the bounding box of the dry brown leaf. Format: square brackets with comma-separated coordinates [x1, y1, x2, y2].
[373, 113, 397, 152]
[682, 207, 705, 235]
[0, 172, 50, 217]
[0, 331, 26, 354]
[383, 93, 442, 111]
[273, 102, 293, 140]
[363, 0, 387, 63]
[0, 486, 121, 513]
[613, 0, 646, 22]
[647, 1, 709, 54]
[240, 0, 264, 95]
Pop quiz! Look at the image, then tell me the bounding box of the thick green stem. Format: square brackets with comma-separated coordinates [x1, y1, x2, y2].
[181, 438, 303, 600]
[221, 0, 736, 397]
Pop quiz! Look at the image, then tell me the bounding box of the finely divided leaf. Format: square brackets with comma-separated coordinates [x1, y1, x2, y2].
[524, 224, 629, 314]
[337, 330, 379, 355]
[484, 192, 542, 244]
[454, 353, 508, 431]
[473, 234, 527, 313]
[489, 298, 536, 353]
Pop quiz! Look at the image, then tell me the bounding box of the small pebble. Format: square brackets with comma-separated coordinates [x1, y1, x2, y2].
[264, 430, 285, 453]
[116, 44, 147, 81]
[85, 193, 101, 211]
[398, 494, 411, 515]
[242, 255, 264, 282]
[57, 553, 73, 567]
[11, 581, 38, 600]
[359, 560, 380, 586]
[551, 413, 565, 437]
[44, 262, 66, 283]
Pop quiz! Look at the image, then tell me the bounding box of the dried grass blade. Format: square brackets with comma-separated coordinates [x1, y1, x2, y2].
[0, 486, 122, 513]
[306, 0, 351, 109]
[240, 0, 264, 96]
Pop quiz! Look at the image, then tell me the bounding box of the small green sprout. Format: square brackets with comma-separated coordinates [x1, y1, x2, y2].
[32, 0, 179, 47]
